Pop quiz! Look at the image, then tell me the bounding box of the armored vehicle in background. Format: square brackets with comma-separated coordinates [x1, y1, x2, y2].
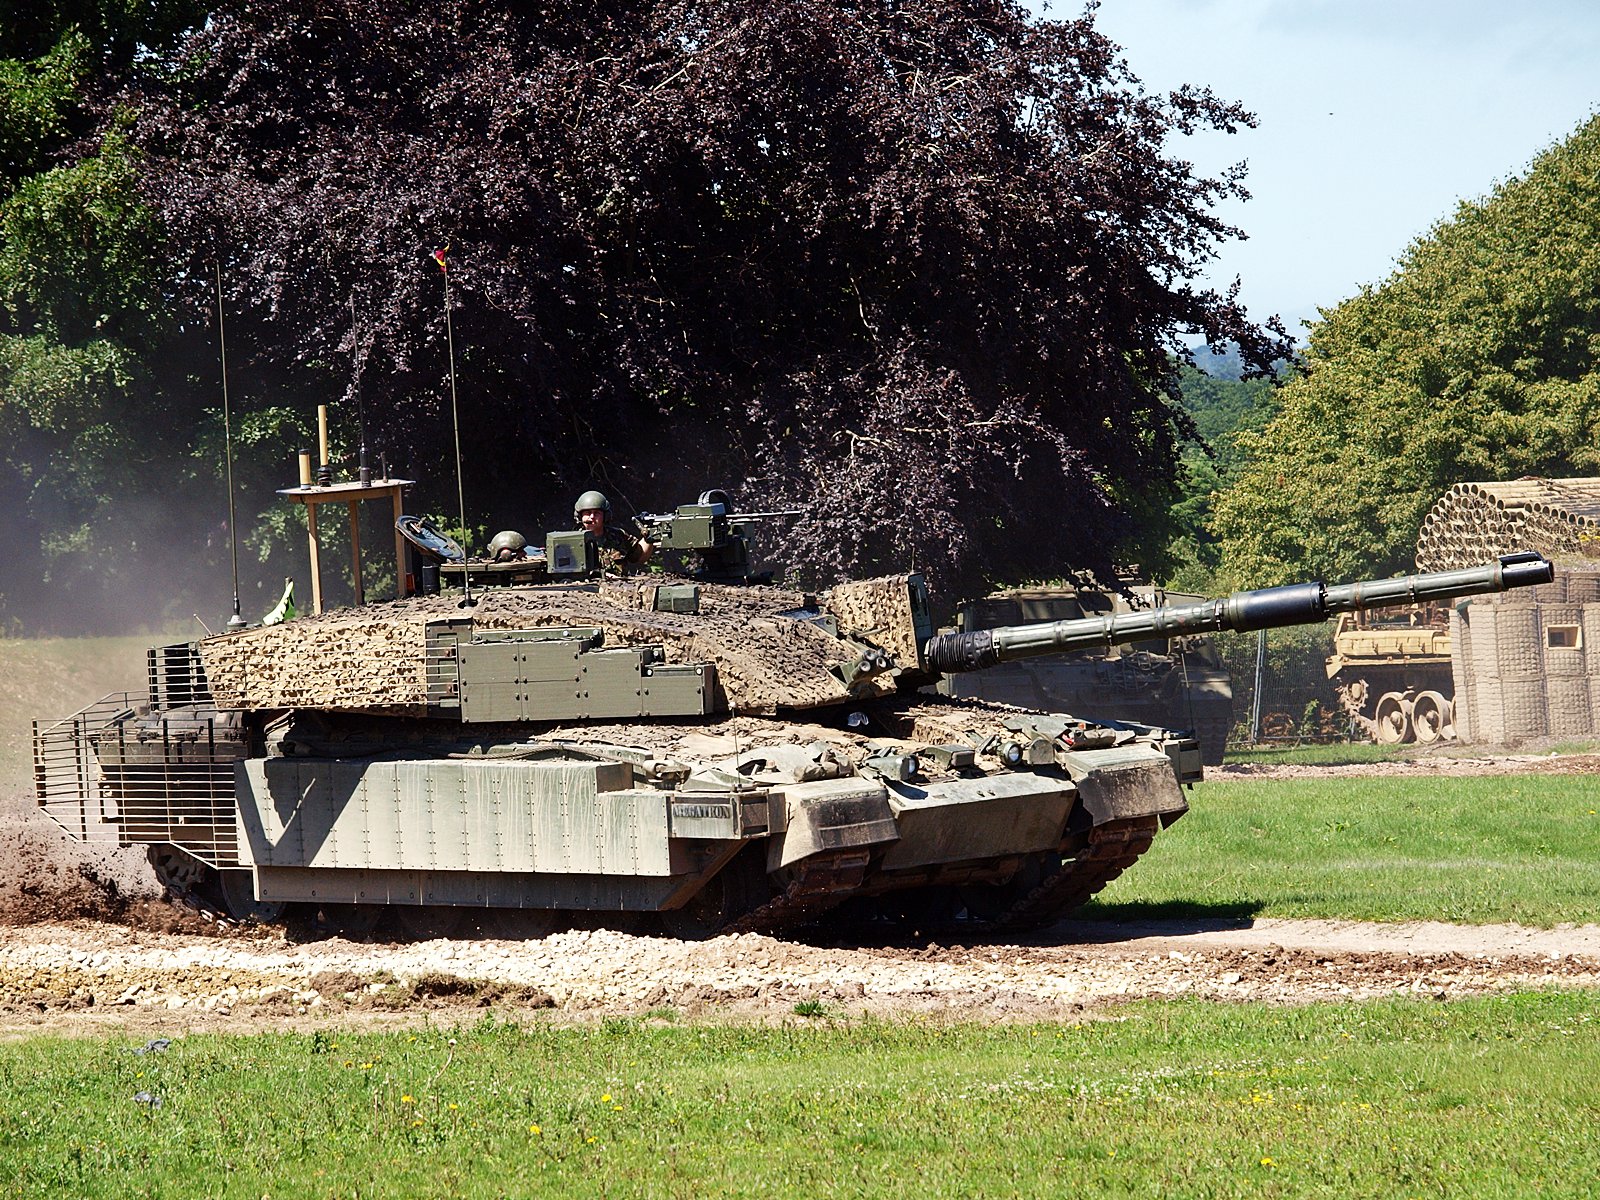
[1325, 607, 1455, 744]
[32, 488, 1552, 938]
[940, 585, 1234, 765]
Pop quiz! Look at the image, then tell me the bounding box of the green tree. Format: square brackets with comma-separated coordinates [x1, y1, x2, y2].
[0, 4, 210, 633]
[4, 0, 1290, 632]
[1163, 362, 1280, 590]
[1215, 112, 1600, 587]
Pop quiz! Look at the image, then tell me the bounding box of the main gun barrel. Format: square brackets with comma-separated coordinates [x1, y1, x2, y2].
[922, 553, 1554, 675]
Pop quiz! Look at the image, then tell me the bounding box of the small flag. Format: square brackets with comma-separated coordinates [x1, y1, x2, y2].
[432, 244, 450, 273]
[263, 577, 296, 625]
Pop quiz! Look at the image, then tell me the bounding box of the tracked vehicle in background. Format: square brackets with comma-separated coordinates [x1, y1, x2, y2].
[1325, 607, 1455, 744]
[32, 491, 1554, 937]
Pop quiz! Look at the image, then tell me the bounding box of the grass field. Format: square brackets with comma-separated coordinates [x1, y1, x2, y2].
[1224, 742, 1412, 766]
[1082, 773, 1600, 927]
[1227, 740, 1600, 766]
[2, 993, 1596, 1199]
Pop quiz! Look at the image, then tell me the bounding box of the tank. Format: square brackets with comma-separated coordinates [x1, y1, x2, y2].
[31, 494, 1554, 938]
[1325, 607, 1455, 744]
[939, 584, 1234, 765]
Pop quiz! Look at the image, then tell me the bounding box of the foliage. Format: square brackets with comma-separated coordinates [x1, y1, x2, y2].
[0, 130, 224, 631]
[0, 28, 89, 186]
[1164, 363, 1280, 585]
[0, 0, 199, 64]
[1214, 112, 1600, 586]
[0, 125, 164, 344]
[0, 1, 211, 634]
[122, 0, 1289, 605]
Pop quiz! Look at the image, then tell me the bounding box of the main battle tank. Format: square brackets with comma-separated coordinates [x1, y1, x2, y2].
[1325, 607, 1455, 744]
[32, 493, 1554, 938]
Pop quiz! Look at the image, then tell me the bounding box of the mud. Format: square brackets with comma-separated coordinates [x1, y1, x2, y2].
[0, 913, 1596, 1039]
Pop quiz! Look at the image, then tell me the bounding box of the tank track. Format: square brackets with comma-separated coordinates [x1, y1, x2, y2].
[724, 851, 871, 935]
[145, 846, 239, 928]
[988, 814, 1162, 932]
[1333, 679, 1380, 740]
[145, 819, 1159, 938]
[725, 815, 1161, 937]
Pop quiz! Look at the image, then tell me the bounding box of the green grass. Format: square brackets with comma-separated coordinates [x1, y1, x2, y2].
[1227, 739, 1600, 766]
[2, 994, 1596, 1198]
[1082, 773, 1600, 927]
[1224, 742, 1410, 767]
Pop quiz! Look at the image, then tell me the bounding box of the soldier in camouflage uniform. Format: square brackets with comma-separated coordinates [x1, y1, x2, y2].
[575, 490, 654, 567]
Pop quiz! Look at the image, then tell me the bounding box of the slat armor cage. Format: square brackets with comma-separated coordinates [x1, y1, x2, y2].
[33, 643, 244, 867]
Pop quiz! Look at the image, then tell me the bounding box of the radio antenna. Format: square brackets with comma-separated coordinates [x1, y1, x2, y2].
[216, 261, 246, 631]
[350, 293, 370, 486]
[433, 244, 474, 607]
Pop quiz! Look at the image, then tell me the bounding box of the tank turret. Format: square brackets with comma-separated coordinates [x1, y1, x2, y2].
[32, 483, 1555, 940]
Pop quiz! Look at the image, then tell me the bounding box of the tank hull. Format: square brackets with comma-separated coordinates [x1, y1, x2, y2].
[1326, 611, 1455, 744]
[36, 679, 1191, 934]
[37, 554, 1546, 935]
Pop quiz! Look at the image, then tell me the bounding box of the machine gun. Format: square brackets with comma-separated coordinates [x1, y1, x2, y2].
[920, 553, 1554, 674]
[639, 489, 802, 582]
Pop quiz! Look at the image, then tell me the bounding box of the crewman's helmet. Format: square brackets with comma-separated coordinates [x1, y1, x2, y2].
[487, 530, 528, 561]
[574, 490, 612, 523]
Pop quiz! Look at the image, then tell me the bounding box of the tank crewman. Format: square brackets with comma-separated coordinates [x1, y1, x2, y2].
[575, 489, 655, 566]
[486, 530, 529, 562]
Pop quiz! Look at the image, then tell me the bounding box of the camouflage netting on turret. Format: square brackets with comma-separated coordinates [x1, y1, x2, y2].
[820, 575, 924, 665]
[1416, 478, 1600, 571]
[198, 576, 927, 716]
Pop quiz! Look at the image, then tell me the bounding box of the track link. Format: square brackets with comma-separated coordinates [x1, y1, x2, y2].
[145, 845, 239, 928]
[989, 815, 1161, 931]
[723, 851, 871, 935]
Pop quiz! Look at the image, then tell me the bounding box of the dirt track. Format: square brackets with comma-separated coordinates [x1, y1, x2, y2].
[3, 753, 1600, 1036]
[2, 913, 1598, 1038]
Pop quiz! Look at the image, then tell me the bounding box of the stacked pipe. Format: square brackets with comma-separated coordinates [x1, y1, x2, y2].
[1416, 478, 1600, 571]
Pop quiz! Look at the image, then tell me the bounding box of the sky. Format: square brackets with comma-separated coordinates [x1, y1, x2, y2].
[1054, 1, 1600, 335]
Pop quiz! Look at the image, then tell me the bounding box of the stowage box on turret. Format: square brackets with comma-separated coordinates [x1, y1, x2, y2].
[32, 492, 1555, 937]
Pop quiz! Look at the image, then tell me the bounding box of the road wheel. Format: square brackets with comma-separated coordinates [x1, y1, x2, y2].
[473, 908, 559, 939]
[311, 904, 385, 938]
[1411, 691, 1451, 745]
[217, 869, 287, 924]
[1374, 692, 1414, 744]
[960, 853, 1059, 922]
[392, 904, 465, 941]
[661, 851, 767, 939]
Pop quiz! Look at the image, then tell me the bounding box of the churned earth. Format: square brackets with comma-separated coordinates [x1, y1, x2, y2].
[2, 752, 1599, 1037]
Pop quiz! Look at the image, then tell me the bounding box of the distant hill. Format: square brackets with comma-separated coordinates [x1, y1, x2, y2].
[1188, 342, 1248, 380]
[1185, 341, 1298, 381]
